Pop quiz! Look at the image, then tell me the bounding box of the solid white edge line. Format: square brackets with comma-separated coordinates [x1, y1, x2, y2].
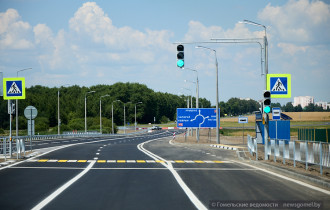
[31, 160, 96, 210]
[137, 137, 207, 210]
[233, 160, 330, 196]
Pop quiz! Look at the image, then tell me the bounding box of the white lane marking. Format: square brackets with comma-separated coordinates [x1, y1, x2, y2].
[137, 138, 207, 210]
[233, 160, 330, 196]
[47, 160, 58, 162]
[11, 166, 257, 171]
[67, 160, 77, 163]
[93, 157, 98, 160]
[96, 153, 100, 155]
[184, 160, 195, 163]
[31, 161, 96, 210]
[126, 160, 136, 163]
[107, 160, 116, 163]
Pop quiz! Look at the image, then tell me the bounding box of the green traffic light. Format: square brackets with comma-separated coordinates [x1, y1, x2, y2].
[264, 106, 271, 113]
[177, 60, 184, 68]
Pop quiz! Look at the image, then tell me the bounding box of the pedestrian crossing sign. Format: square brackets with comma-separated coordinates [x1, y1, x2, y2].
[267, 74, 291, 98]
[3, 77, 26, 100]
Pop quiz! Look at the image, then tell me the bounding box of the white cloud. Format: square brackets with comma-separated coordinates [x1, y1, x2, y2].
[277, 42, 309, 55]
[258, 0, 330, 43]
[0, 9, 34, 49]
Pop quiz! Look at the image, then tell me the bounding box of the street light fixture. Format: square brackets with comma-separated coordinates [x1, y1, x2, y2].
[112, 100, 121, 134]
[124, 102, 132, 134]
[85, 90, 96, 133]
[135, 102, 143, 131]
[196, 46, 220, 144]
[16, 68, 32, 136]
[100, 94, 110, 134]
[239, 19, 269, 160]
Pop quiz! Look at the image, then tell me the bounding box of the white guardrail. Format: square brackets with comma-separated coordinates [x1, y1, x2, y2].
[247, 135, 330, 175]
[0, 131, 146, 161]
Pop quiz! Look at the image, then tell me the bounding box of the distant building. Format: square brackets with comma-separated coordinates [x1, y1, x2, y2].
[315, 101, 329, 110]
[293, 96, 314, 109]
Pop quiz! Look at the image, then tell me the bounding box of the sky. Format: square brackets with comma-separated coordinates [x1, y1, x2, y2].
[1, 0, 329, 106]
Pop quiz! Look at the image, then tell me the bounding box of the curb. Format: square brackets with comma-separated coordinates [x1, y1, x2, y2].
[210, 144, 245, 151]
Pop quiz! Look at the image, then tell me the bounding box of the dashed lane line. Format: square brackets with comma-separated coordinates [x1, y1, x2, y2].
[34, 159, 232, 164]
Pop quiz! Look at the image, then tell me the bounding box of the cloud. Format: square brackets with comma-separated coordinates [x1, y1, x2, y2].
[258, 0, 330, 43]
[0, 9, 34, 49]
[277, 43, 308, 55]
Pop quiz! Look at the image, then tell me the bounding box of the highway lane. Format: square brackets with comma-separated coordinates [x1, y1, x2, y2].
[0, 130, 329, 209]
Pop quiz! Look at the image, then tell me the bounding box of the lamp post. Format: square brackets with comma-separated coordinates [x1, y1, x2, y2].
[58, 84, 70, 135]
[112, 100, 121, 134]
[135, 102, 143, 131]
[100, 94, 110, 134]
[124, 102, 132, 134]
[196, 46, 220, 144]
[85, 90, 96, 133]
[239, 19, 269, 160]
[182, 87, 193, 136]
[184, 77, 200, 141]
[16, 68, 32, 136]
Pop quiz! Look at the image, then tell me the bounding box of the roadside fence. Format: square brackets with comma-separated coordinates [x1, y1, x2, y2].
[247, 135, 330, 175]
[1, 131, 146, 160]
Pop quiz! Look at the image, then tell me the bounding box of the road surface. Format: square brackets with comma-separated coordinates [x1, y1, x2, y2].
[0, 130, 329, 209]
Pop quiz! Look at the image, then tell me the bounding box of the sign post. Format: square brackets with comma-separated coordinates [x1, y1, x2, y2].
[272, 107, 281, 140]
[238, 117, 248, 144]
[3, 78, 26, 157]
[24, 106, 38, 151]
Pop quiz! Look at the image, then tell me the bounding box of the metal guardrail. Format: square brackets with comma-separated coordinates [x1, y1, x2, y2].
[1, 130, 147, 161]
[247, 135, 330, 175]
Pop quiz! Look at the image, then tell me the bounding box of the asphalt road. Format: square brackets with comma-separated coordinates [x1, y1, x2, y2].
[0, 130, 329, 210]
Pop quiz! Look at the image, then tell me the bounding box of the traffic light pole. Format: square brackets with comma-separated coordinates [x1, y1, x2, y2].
[264, 34, 269, 160]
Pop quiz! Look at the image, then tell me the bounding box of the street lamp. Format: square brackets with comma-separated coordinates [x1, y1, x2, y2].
[184, 76, 200, 142]
[100, 94, 110, 134]
[135, 102, 143, 131]
[196, 46, 220, 144]
[239, 19, 269, 160]
[85, 90, 96, 133]
[183, 67, 199, 109]
[16, 68, 32, 136]
[112, 100, 121, 134]
[124, 102, 132, 134]
[58, 84, 70, 135]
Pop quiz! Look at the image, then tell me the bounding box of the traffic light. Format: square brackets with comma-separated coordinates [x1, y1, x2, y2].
[177, 44, 184, 68]
[263, 90, 271, 113]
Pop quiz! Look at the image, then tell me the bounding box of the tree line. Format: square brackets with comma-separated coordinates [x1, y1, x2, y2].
[1, 82, 327, 134]
[0, 82, 212, 134]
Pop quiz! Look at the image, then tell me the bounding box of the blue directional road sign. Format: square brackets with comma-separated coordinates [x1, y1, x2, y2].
[177, 108, 220, 128]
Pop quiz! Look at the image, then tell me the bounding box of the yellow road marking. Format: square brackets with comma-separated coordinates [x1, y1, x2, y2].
[155, 160, 165, 163]
[58, 160, 68, 162]
[77, 160, 87, 163]
[194, 160, 205, 163]
[213, 160, 224, 163]
[136, 160, 146, 163]
[97, 160, 106, 163]
[175, 160, 185, 163]
[38, 159, 48, 162]
[117, 160, 126, 163]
